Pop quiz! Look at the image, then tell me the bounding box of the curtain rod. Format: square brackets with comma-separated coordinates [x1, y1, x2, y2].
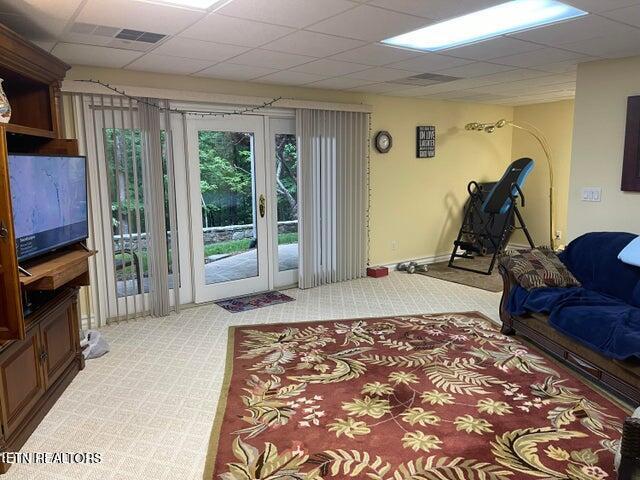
[61, 79, 373, 114]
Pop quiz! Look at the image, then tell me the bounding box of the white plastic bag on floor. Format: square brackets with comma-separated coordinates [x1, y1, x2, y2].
[80, 330, 110, 359]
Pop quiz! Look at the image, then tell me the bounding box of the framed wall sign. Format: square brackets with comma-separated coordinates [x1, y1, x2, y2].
[417, 126, 436, 158]
[622, 95, 640, 192]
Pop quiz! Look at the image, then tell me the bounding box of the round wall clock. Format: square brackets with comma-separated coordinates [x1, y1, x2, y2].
[375, 131, 392, 153]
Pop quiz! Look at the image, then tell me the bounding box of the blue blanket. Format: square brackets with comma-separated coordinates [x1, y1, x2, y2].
[508, 232, 640, 360]
[508, 286, 640, 360]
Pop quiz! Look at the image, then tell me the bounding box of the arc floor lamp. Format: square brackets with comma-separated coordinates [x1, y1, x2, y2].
[465, 119, 556, 250]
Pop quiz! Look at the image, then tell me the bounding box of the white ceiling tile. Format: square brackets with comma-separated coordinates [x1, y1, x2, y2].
[263, 31, 366, 57]
[366, 0, 504, 20]
[307, 5, 430, 41]
[151, 37, 249, 62]
[196, 62, 278, 80]
[509, 14, 639, 46]
[475, 69, 553, 84]
[52, 42, 143, 67]
[346, 66, 413, 82]
[77, 0, 205, 34]
[533, 59, 589, 73]
[600, 5, 640, 28]
[330, 43, 420, 66]
[563, 0, 640, 13]
[125, 53, 213, 74]
[347, 82, 410, 93]
[442, 37, 543, 61]
[217, 0, 356, 28]
[230, 49, 315, 69]
[306, 77, 376, 89]
[255, 70, 329, 85]
[181, 14, 294, 47]
[0, 0, 82, 38]
[560, 29, 640, 57]
[292, 59, 369, 75]
[492, 47, 588, 67]
[435, 62, 515, 78]
[387, 53, 472, 72]
[32, 40, 56, 52]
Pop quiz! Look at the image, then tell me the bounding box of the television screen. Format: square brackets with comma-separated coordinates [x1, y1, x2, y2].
[8, 154, 88, 262]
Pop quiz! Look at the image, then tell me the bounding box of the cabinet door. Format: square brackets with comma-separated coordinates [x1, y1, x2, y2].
[0, 131, 24, 340]
[40, 296, 77, 388]
[0, 328, 45, 437]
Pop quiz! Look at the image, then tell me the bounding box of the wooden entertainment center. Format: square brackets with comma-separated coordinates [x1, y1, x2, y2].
[0, 24, 88, 472]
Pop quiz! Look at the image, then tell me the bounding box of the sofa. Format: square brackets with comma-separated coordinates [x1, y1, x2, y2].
[499, 232, 640, 479]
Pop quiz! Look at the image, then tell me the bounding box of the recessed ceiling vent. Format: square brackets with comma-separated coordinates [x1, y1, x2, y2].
[391, 72, 461, 87]
[66, 23, 168, 51]
[115, 29, 166, 44]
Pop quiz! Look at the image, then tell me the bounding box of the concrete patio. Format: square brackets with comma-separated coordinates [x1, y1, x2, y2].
[116, 243, 298, 296]
[205, 243, 298, 284]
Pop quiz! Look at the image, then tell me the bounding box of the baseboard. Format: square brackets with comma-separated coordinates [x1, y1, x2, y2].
[381, 253, 451, 271]
[380, 242, 532, 271]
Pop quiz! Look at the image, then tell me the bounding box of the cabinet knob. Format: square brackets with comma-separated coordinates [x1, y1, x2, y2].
[40, 351, 48, 362]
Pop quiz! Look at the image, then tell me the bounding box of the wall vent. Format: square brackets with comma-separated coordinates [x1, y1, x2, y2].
[391, 72, 461, 87]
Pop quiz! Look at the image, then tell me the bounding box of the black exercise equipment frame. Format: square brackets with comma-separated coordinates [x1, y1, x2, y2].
[448, 180, 535, 275]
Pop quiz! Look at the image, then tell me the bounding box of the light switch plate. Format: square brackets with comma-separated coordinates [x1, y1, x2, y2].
[581, 187, 602, 202]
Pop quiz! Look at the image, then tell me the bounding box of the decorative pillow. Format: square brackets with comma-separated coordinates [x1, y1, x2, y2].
[618, 235, 640, 267]
[499, 247, 581, 290]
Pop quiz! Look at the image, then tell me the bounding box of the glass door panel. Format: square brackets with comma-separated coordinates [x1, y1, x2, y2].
[199, 130, 259, 285]
[270, 118, 298, 287]
[188, 116, 268, 302]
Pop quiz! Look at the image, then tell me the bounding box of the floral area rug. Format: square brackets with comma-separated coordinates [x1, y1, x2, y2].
[204, 312, 630, 480]
[215, 291, 295, 313]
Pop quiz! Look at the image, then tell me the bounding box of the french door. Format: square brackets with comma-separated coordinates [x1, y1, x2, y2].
[187, 114, 299, 303]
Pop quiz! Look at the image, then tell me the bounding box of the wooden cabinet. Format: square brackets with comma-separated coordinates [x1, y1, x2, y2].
[40, 296, 78, 388]
[0, 23, 88, 473]
[0, 131, 24, 342]
[0, 289, 83, 473]
[0, 327, 45, 438]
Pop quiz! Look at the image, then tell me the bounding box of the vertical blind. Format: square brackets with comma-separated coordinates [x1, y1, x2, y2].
[297, 109, 369, 289]
[66, 93, 180, 327]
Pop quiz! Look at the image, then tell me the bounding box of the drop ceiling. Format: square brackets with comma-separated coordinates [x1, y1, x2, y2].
[2, 0, 640, 105]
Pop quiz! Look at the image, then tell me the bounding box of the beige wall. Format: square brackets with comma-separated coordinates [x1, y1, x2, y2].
[66, 66, 514, 267]
[568, 56, 640, 239]
[511, 100, 575, 247]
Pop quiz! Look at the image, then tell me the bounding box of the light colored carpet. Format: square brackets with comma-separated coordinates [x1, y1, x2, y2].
[5, 272, 500, 480]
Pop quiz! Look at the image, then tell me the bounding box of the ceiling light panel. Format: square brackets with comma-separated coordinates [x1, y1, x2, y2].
[381, 0, 588, 51]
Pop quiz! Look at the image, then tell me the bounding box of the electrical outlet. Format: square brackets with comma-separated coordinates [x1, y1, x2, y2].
[581, 187, 602, 202]
[391, 240, 398, 251]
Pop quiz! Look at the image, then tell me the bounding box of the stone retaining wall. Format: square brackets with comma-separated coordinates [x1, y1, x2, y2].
[113, 220, 298, 251]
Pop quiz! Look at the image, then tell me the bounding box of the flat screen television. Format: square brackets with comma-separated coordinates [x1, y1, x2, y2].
[8, 154, 89, 262]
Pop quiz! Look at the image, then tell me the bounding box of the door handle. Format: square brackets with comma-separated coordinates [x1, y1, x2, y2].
[0, 220, 8, 241]
[259, 195, 266, 218]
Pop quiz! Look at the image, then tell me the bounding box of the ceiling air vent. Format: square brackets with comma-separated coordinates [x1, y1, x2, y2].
[391, 72, 461, 87]
[115, 29, 166, 44]
[65, 23, 168, 51]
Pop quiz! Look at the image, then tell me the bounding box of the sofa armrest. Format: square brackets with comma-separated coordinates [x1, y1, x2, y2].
[618, 417, 640, 480]
[498, 265, 517, 335]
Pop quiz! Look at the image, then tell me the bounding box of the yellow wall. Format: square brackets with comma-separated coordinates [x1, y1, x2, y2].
[568, 56, 640, 239]
[511, 100, 575, 247]
[66, 66, 514, 266]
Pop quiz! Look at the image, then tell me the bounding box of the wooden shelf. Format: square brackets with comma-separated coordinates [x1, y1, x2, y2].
[4, 124, 56, 139]
[20, 248, 95, 291]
